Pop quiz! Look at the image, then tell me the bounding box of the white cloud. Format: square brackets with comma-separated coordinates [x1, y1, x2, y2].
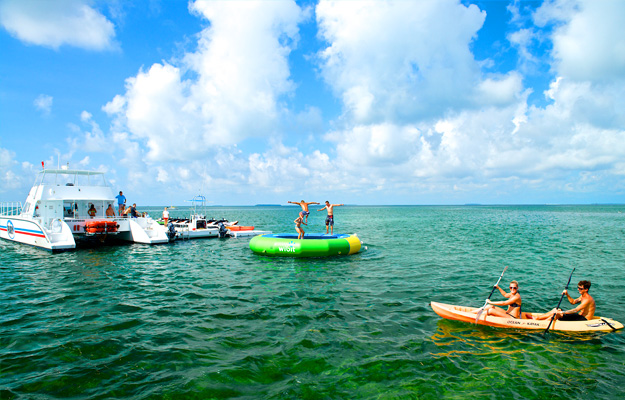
[248, 142, 310, 191]
[476, 73, 525, 106]
[507, 28, 540, 72]
[105, 0, 305, 163]
[33, 94, 53, 115]
[327, 123, 421, 168]
[302, 0, 625, 202]
[51, 0, 624, 204]
[0, 0, 116, 50]
[78, 156, 90, 167]
[68, 111, 112, 154]
[316, 0, 488, 122]
[102, 94, 126, 115]
[0, 146, 34, 193]
[156, 167, 169, 183]
[536, 0, 625, 82]
[80, 110, 92, 122]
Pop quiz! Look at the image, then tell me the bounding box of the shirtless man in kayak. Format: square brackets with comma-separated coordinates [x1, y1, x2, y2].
[288, 200, 319, 224]
[317, 201, 344, 234]
[536, 280, 595, 321]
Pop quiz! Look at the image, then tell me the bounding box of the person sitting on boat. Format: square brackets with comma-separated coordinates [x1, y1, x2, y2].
[475, 280, 522, 319]
[535, 280, 595, 321]
[106, 204, 116, 217]
[128, 203, 139, 218]
[87, 204, 97, 218]
[294, 214, 307, 240]
[288, 200, 319, 224]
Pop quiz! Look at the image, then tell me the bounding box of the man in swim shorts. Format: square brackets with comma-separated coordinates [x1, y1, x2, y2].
[116, 191, 126, 215]
[317, 201, 344, 234]
[288, 200, 319, 224]
[536, 280, 595, 321]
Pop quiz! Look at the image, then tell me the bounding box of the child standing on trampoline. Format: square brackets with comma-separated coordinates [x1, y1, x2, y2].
[294, 214, 307, 239]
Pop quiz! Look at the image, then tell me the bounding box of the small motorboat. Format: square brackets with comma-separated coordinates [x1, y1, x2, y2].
[430, 301, 623, 332]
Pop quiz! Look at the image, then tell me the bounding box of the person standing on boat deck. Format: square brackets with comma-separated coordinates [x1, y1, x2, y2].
[294, 214, 307, 240]
[116, 191, 126, 216]
[535, 280, 595, 321]
[87, 204, 97, 218]
[106, 204, 115, 217]
[162, 207, 169, 226]
[288, 200, 319, 224]
[317, 201, 344, 234]
[472, 280, 522, 319]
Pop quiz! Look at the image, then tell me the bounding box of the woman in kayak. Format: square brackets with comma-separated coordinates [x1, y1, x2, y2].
[478, 280, 522, 319]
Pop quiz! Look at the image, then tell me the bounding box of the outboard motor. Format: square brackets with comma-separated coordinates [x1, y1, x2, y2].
[218, 222, 229, 238]
[166, 221, 177, 241]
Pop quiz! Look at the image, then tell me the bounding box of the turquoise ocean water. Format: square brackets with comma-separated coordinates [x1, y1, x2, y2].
[1, 205, 625, 399]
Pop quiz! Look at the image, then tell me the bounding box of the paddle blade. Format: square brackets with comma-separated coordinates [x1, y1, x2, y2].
[474, 308, 484, 324]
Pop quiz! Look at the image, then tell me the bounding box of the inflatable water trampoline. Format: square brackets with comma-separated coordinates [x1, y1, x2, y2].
[249, 233, 363, 257]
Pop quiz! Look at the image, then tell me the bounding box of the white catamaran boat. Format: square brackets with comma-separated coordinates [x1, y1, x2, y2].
[0, 168, 169, 252]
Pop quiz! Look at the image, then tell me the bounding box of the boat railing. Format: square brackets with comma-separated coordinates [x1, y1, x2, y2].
[0, 202, 23, 216]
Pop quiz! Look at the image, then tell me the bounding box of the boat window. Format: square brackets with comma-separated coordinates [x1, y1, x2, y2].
[22, 202, 30, 214]
[63, 202, 74, 217]
[39, 171, 110, 187]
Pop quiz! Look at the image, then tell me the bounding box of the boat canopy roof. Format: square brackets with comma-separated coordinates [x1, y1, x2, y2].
[35, 169, 110, 187]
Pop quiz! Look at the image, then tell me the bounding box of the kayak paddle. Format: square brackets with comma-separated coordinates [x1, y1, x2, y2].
[544, 267, 575, 333]
[475, 266, 508, 323]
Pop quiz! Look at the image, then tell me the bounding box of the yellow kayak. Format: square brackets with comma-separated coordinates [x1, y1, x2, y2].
[430, 301, 623, 332]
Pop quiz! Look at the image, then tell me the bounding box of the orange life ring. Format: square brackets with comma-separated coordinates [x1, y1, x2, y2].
[85, 220, 118, 233]
[85, 220, 107, 229]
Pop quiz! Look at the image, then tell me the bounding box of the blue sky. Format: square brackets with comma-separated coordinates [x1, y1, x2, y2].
[1, 0, 624, 205]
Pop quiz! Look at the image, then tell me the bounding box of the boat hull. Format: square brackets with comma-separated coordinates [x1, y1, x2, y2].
[430, 301, 623, 332]
[249, 233, 362, 257]
[0, 216, 75, 252]
[174, 227, 219, 239]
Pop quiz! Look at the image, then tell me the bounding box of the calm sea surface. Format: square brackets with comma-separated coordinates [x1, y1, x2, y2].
[1, 205, 625, 399]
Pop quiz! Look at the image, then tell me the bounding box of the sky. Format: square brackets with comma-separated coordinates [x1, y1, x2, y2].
[1, 0, 624, 206]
